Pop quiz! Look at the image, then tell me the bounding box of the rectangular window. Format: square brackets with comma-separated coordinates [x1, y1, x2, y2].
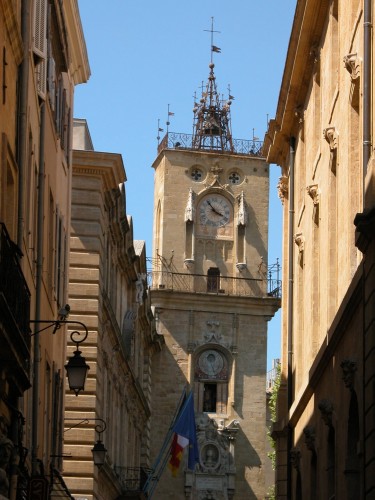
[203, 383, 217, 412]
[207, 267, 220, 292]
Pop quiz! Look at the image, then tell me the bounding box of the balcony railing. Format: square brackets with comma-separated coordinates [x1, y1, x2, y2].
[115, 466, 151, 493]
[0, 223, 31, 343]
[148, 270, 281, 299]
[158, 131, 264, 157]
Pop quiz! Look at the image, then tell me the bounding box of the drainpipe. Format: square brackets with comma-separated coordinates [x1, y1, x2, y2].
[31, 101, 46, 475]
[363, 0, 372, 205]
[16, 0, 30, 250]
[287, 137, 296, 500]
[9, 3, 31, 498]
[362, 1, 372, 496]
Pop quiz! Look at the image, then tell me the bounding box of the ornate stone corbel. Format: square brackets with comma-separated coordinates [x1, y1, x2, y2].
[277, 175, 289, 204]
[185, 188, 196, 222]
[303, 425, 316, 453]
[340, 359, 357, 390]
[237, 191, 247, 226]
[290, 448, 301, 470]
[294, 232, 305, 265]
[323, 126, 338, 151]
[306, 184, 320, 205]
[343, 53, 360, 81]
[318, 399, 334, 427]
[294, 232, 305, 252]
[323, 126, 339, 172]
[310, 44, 320, 65]
[307, 184, 320, 223]
[294, 105, 304, 124]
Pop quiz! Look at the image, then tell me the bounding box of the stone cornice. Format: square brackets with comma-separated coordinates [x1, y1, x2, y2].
[150, 289, 280, 317]
[63, 0, 91, 84]
[265, 0, 331, 166]
[73, 149, 126, 191]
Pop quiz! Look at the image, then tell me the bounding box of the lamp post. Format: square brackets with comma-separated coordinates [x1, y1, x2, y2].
[30, 307, 90, 395]
[65, 418, 107, 467]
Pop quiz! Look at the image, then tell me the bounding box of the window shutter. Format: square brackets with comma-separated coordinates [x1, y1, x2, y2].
[32, 0, 47, 59]
[47, 56, 56, 111]
[216, 383, 228, 414]
[33, 0, 47, 99]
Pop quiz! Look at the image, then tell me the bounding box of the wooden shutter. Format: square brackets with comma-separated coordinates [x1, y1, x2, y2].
[33, 0, 47, 99]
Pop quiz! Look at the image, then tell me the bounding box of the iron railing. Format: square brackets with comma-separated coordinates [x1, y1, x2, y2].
[115, 466, 152, 492]
[148, 270, 281, 299]
[158, 131, 264, 157]
[0, 223, 31, 341]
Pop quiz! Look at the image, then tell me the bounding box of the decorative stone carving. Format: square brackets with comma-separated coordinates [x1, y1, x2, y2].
[185, 414, 238, 499]
[204, 320, 222, 344]
[184, 258, 195, 269]
[277, 175, 289, 204]
[290, 448, 301, 470]
[237, 192, 247, 226]
[318, 399, 334, 427]
[307, 184, 320, 223]
[303, 425, 316, 452]
[306, 184, 320, 205]
[211, 163, 223, 177]
[185, 188, 196, 222]
[135, 273, 146, 304]
[343, 53, 360, 81]
[340, 359, 357, 390]
[236, 262, 247, 272]
[323, 126, 338, 151]
[310, 44, 320, 65]
[294, 232, 305, 252]
[294, 106, 304, 124]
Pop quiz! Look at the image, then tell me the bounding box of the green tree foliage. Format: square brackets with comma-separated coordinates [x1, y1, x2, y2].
[267, 362, 281, 470]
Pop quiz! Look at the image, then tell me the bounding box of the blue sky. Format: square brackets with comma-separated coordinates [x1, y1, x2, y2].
[74, 1, 297, 369]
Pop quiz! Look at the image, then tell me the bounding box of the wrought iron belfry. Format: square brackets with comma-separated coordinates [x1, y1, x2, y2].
[192, 61, 234, 152]
[157, 18, 264, 158]
[192, 19, 234, 152]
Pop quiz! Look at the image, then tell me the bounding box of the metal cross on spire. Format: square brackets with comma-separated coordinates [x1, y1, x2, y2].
[204, 17, 221, 62]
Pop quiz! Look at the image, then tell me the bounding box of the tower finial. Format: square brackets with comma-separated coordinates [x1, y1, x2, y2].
[191, 22, 233, 153]
[204, 17, 221, 63]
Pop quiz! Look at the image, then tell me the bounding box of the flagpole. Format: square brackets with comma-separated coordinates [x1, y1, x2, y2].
[142, 385, 188, 496]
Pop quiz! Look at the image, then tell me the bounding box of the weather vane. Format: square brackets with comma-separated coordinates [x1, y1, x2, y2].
[204, 17, 221, 63]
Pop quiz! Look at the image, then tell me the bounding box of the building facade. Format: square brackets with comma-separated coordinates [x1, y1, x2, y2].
[0, 0, 89, 497]
[265, 0, 375, 498]
[63, 120, 163, 500]
[148, 60, 280, 499]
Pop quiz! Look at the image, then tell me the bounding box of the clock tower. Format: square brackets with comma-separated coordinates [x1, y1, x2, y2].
[148, 58, 280, 499]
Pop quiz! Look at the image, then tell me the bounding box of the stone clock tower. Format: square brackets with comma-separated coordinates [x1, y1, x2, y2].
[148, 60, 280, 499]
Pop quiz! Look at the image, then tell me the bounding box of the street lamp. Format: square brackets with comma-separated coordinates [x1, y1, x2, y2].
[65, 418, 107, 467]
[30, 307, 90, 395]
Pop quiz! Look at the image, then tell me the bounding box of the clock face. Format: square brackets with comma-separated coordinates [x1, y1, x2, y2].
[198, 350, 224, 377]
[197, 194, 233, 238]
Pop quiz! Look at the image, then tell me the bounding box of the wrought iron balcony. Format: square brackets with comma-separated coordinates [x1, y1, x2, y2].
[0, 223, 31, 346]
[115, 466, 151, 495]
[158, 131, 264, 157]
[148, 270, 281, 299]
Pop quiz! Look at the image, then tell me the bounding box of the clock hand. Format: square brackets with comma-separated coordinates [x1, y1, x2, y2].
[207, 200, 223, 216]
